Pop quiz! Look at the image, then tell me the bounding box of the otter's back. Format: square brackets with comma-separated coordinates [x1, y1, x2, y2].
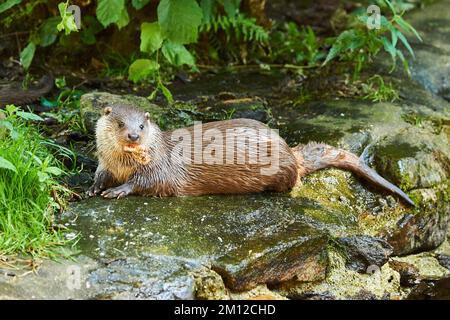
[164, 119, 298, 196]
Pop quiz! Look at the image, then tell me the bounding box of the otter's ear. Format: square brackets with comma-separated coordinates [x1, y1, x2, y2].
[103, 107, 112, 115]
[144, 112, 150, 120]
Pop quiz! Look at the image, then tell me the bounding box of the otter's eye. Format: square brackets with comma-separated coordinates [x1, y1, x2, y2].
[118, 121, 124, 128]
[139, 124, 144, 130]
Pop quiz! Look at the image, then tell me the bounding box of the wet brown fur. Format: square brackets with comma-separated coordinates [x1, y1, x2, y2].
[90, 104, 414, 206]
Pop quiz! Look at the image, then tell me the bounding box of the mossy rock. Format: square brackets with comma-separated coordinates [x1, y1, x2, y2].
[372, 127, 450, 191]
[80, 92, 164, 133]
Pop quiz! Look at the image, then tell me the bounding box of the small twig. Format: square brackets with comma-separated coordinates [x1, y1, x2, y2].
[73, 79, 89, 89]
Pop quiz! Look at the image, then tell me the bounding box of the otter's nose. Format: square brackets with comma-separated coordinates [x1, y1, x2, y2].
[128, 133, 140, 142]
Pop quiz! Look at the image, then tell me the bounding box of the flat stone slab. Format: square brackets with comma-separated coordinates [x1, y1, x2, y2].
[61, 195, 336, 294]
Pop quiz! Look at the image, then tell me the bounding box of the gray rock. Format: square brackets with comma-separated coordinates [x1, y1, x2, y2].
[337, 236, 393, 273]
[80, 92, 164, 133]
[385, 210, 450, 256]
[406, 0, 450, 101]
[436, 254, 450, 271]
[407, 278, 450, 300]
[0, 256, 98, 300]
[60, 195, 335, 295]
[372, 127, 449, 191]
[88, 255, 198, 300]
[389, 260, 421, 287]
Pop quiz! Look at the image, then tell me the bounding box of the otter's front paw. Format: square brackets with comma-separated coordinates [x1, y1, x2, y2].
[101, 184, 133, 199]
[87, 170, 115, 197]
[87, 182, 105, 197]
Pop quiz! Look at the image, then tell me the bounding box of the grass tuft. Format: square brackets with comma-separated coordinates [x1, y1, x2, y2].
[0, 105, 74, 257]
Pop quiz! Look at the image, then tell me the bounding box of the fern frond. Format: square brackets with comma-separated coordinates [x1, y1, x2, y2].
[200, 13, 269, 44]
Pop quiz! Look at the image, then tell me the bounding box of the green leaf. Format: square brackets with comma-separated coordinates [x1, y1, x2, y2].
[379, 15, 391, 29]
[157, 0, 203, 44]
[397, 31, 415, 58]
[45, 166, 63, 176]
[0, 0, 22, 14]
[128, 59, 160, 83]
[390, 28, 398, 47]
[16, 111, 44, 121]
[116, 6, 130, 29]
[5, 104, 18, 115]
[200, 0, 215, 24]
[20, 42, 36, 70]
[148, 88, 159, 100]
[0, 120, 18, 139]
[37, 171, 49, 183]
[323, 30, 358, 65]
[29, 152, 43, 165]
[396, 49, 411, 76]
[161, 41, 195, 66]
[394, 15, 422, 42]
[80, 16, 103, 45]
[57, 2, 78, 35]
[0, 156, 17, 173]
[132, 0, 151, 10]
[0, 119, 13, 132]
[96, 0, 125, 27]
[38, 17, 61, 47]
[140, 22, 163, 54]
[81, 29, 95, 44]
[384, 0, 396, 15]
[381, 36, 396, 59]
[55, 76, 66, 89]
[381, 36, 397, 71]
[158, 82, 173, 103]
[223, 0, 241, 17]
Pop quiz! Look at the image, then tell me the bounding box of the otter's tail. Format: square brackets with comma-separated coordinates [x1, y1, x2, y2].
[291, 142, 415, 206]
[0, 74, 54, 107]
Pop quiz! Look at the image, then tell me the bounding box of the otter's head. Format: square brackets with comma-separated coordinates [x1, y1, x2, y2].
[96, 105, 161, 155]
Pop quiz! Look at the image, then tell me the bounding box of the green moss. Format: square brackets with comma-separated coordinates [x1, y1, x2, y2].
[373, 141, 422, 190]
[291, 171, 353, 210]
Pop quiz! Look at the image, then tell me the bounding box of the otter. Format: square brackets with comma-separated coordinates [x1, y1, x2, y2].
[88, 104, 414, 206]
[0, 74, 53, 107]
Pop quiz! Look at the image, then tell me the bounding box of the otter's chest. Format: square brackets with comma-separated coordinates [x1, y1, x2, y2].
[101, 154, 137, 183]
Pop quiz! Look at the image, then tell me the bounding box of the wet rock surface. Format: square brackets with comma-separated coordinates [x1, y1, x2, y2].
[384, 210, 450, 256]
[2, 1, 449, 299]
[407, 278, 450, 300]
[388, 260, 420, 287]
[60, 195, 335, 295]
[407, 0, 450, 102]
[337, 236, 393, 273]
[436, 254, 450, 270]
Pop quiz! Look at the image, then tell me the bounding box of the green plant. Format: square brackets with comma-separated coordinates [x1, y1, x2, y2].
[293, 88, 313, 106]
[0, 105, 74, 256]
[361, 75, 399, 102]
[270, 23, 325, 66]
[41, 85, 87, 135]
[2, 1, 272, 102]
[198, 2, 269, 63]
[375, 0, 417, 12]
[200, 13, 268, 43]
[323, 0, 422, 78]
